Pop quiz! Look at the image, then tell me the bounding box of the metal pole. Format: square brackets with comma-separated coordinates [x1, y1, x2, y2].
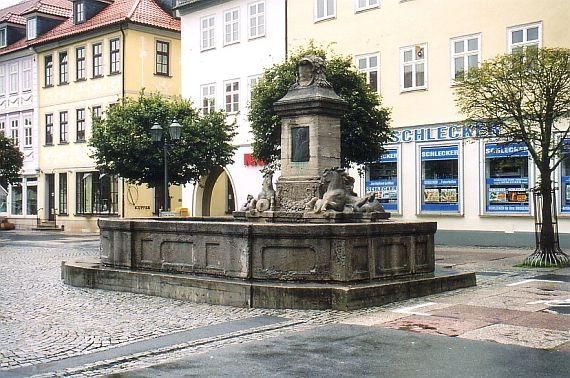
[163, 140, 169, 212]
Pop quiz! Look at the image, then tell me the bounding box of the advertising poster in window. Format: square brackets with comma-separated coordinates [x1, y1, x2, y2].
[420, 145, 459, 212]
[561, 139, 570, 214]
[485, 142, 529, 213]
[366, 149, 398, 211]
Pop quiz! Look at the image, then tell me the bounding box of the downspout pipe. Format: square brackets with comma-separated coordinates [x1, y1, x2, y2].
[120, 23, 126, 218]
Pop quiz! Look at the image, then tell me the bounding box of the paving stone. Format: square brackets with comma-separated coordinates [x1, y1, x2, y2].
[428, 304, 527, 324]
[459, 324, 570, 349]
[382, 315, 490, 337]
[504, 311, 570, 331]
[464, 293, 550, 312]
[340, 311, 411, 326]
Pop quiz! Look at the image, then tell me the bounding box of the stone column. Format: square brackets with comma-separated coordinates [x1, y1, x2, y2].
[273, 56, 348, 211]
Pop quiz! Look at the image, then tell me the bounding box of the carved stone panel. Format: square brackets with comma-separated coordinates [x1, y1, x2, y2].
[161, 241, 194, 271]
[374, 237, 412, 277]
[276, 178, 321, 211]
[261, 246, 316, 275]
[291, 126, 310, 162]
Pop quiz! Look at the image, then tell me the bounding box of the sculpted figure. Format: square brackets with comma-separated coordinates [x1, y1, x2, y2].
[292, 55, 332, 89]
[305, 168, 385, 214]
[241, 168, 276, 212]
[240, 194, 256, 212]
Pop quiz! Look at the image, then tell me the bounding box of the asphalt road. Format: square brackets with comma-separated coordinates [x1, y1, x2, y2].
[121, 324, 569, 378]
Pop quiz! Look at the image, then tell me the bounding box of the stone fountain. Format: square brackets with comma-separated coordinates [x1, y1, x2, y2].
[62, 56, 475, 310]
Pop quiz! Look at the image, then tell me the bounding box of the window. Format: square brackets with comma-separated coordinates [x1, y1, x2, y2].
[110, 38, 120, 74]
[0, 119, 4, 136]
[201, 83, 216, 114]
[45, 114, 53, 145]
[420, 145, 460, 212]
[59, 111, 68, 143]
[356, 54, 379, 92]
[451, 34, 480, 80]
[356, 0, 379, 11]
[508, 22, 541, 54]
[24, 117, 32, 147]
[0, 183, 6, 213]
[248, 75, 260, 103]
[76, 172, 119, 215]
[249, 1, 265, 39]
[155, 40, 170, 76]
[366, 149, 398, 211]
[400, 44, 427, 91]
[484, 142, 530, 213]
[201, 15, 215, 51]
[224, 80, 239, 113]
[9, 64, 18, 94]
[0, 28, 6, 48]
[76, 46, 85, 80]
[76, 108, 85, 142]
[224, 9, 240, 45]
[26, 179, 37, 215]
[26, 18, 37, 40]
[10, 119, 18, 147]
[59, 173, 67, 215]
[75, 1, 85, 24]
[92, 106, 102, 120]
[561, 139, 570, 214]
[44, 55, 53, 86]
[11, 180, 22, 215]
[315, 0, 335, 21]
[22, 59, 32, 91]
[59, 51, 68, 84]
[0, 66, 5, 96]
[92, 43, 103, 77]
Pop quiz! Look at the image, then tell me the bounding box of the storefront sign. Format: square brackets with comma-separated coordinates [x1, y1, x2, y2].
[420, 146, 459, 161]
[420, 145, 459, 212]
[243, 153, 265, 167]
[484, 142, 528, 158]
[390, 124, 497, 144]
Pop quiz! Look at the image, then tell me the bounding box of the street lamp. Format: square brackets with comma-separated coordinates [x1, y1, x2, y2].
[150, 119, 182, 213]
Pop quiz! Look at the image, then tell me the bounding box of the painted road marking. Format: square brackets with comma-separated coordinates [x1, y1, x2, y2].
[507, 279, 564, 287]
[392, 302, 438, 316]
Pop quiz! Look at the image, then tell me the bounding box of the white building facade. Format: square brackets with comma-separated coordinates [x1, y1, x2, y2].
[0, 49, 39, 227]
[177, 0, 286, 216]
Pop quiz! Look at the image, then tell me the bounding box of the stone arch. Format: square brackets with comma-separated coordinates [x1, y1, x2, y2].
[194, 167, 236, 216]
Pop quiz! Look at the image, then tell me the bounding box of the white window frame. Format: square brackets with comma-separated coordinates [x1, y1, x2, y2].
[26, 18, 37, 40]
[450, 33, 481, 82]
[0, 66, 5, 96]
[507, 22, 542, 53]
[355, 0, 379, 12]
[355, 53, 379, 92]
[248, 1, 266, 40]
[10, 118, 19, 147]
[224, 79, 240, 114]
[9, 63, 18, 94]
[22, 59, 32, 92]
[24, 116, 32, 148]
[0, 28, 6, 48]
[247, 75, 260, 104]
[223, 8, 240, 46]
[399, 43, 427, 92]
[200, 83, 216, 114]
[314, 0, 336, 22]
[0, 118, 5, 136]
[200, 15, 216, 51]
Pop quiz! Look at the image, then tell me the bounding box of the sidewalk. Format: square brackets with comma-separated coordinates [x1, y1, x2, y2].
[342, 245, 570, 352]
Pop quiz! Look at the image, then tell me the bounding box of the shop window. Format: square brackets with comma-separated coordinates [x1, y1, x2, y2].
[11, 180, 22, 215]
[484, 142, 529, 213]
[561, 139, 570, 214]
[420, 145, 459, 212]
[0, 183, 7, 213]
[76, 172, 118, 215]
[366, 149, 398, 211]
[26, 180, 37, 215]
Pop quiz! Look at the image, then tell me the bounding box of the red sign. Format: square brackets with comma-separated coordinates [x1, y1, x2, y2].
[244, 153, 265, 167]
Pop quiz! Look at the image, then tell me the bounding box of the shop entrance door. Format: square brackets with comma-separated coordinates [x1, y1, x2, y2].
[46, 174, 55, 221]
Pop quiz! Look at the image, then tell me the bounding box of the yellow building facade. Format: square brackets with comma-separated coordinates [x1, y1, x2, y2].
[35, 13, 181, 232]
[287, 0, 570, 246]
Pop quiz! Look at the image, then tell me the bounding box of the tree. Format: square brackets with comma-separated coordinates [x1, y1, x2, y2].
[454, 47, 570, 267]
[0, 133, 24, 186]
[90, 92, 237, 198]
[249, 44, 391, 168]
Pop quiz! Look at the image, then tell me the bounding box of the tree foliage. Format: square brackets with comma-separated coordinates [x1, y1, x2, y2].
[90, 92, 237, 188]
[454, 47, 570, 265]
[249, 44, 391, 167]
[0, 133, 23, 186]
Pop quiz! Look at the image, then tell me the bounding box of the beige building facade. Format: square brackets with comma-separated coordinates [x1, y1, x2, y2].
[287, 0, 570, 246]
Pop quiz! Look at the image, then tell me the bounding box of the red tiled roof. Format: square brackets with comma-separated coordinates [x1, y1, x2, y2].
[21, 0, 72, 17]
[31, 0, 180, 45]
[0, 0, 37, 25]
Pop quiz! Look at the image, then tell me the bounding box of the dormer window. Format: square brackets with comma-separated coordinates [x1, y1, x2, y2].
[75, 1, 85, 24]
[0, 28, 6, 48]
[26, 18, 37, 40]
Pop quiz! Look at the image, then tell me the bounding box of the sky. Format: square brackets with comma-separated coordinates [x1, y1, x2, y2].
[1, 0, 27, 10]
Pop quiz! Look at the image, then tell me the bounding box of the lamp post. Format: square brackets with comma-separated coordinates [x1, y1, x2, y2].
[150, 119, 182, 213]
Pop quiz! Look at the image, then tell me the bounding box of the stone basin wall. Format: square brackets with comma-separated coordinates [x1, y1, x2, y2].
[99, 219, 436, 283]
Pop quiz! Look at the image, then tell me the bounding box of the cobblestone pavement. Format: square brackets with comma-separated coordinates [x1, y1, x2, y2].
[0, 232, 568, 377]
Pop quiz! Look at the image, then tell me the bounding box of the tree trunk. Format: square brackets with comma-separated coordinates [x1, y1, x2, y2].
[538, 172, 555, 253]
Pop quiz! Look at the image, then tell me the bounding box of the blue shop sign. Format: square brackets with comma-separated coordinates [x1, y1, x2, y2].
[422, 203, 459, 212]
[485, 142, 528, 158]
[390, 123, 495, 144]
[487, 204, 530, 213]
[423, 179, 459, 186]
[379, 149, 397, 163]
[367, 179, 397, 187]
[486, 177, 528, 185]
[562, 139, 570, 153]
[421, 146, 458, 161]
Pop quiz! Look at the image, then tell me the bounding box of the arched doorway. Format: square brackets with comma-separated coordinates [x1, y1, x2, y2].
[196, 167, 236, 216]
